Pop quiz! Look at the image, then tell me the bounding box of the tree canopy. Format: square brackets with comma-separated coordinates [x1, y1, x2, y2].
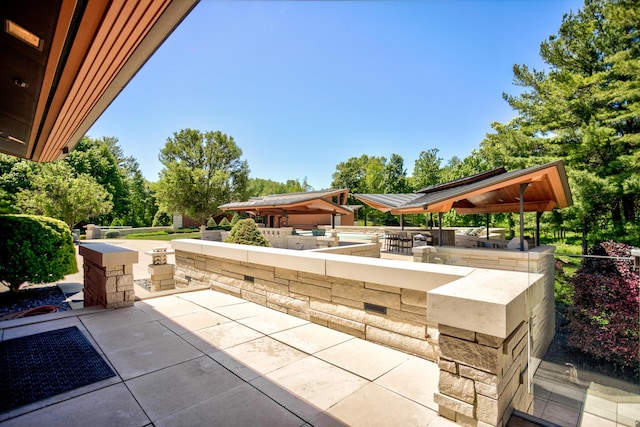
[156, 129, 249, 225]
[15, 162, 113, 229]
[479, 0, 639, 243]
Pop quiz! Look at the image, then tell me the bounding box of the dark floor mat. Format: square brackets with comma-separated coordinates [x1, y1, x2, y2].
[0, 326, 116, 412]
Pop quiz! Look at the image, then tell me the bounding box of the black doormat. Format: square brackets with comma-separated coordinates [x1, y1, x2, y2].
[0, 326, 116, 412]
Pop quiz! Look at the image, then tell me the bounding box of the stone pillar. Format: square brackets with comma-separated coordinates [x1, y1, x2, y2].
[79, 243, 138, 308]
[428, 268, 546, 426]
[147, 247, 175, 291]
[412, 245, 437, 263]
[435, 322, 531, 426]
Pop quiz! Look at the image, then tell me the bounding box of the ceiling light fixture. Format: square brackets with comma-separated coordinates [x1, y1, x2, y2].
[0, 133, 25, 145]
[5, 19, 43, 50]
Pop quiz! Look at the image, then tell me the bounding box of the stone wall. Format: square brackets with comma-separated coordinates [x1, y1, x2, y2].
[415, 245, 556, 367]
[435, 322, 531, 426]
[171, 239, 473, 360]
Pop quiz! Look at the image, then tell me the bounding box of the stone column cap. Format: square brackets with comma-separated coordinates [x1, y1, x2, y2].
[79, 242, 139, 266]
[427, 269, 543, 338]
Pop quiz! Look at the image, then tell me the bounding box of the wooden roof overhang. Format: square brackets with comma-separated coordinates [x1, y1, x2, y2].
[1, 0, 198, 161]
[219, 189, 352, 217]
[390, 161, 572, 215]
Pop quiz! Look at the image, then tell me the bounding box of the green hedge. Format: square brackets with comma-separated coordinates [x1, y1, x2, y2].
[0, 214, 77, 292]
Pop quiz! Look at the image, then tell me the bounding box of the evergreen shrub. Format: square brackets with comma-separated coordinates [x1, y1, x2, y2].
[225, 219, 271, 247]
[0, 215, 77, 293]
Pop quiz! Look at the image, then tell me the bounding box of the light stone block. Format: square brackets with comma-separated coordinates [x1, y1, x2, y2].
[326, 256, 470, 293]
[248, 245, 327, 275]
[367, 326, 436, 360]
[456, 412, 479, 427]
[438, 371, 476, 404]
[438, 405, 457, 421]
[439, 324, 476, 342]
[266, 293, 309, 313]
[386, 307, 427, 325]
[309, 309, 366, 333]
[255, 279, 288, 296]
[438, 358, 457, 374]
[476, 333, 504, 348]
[240, 290, 266, 306]
[105, 276, 117, 293]
[275, 267, 298, 281]
[171, 239, 203, 254]
[439, 334, 504, 374]
[434, 392, 474, 418]
[79, 242, 138, 267]
[199, 241, 249, 262]
[476, 394, 499, 425]
[365, 282, 401, 294]
[332, 283, 401, 309]
[148, 263, 175, 275]
[401, 303, 427, 315]
[428, 268, 542, 338]
[475, 381, 498, 399]
[290, 281, 332, 301]
[401, 289, 427, 307]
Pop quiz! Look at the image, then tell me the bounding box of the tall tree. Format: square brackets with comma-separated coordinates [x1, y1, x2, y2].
[382, 154, 409, 194]
[411, 148, 443, 190]
[64, 136, 129, 224]
[156, 129, 249, 225]
[0, 154, 41, 213]
[15, 162, 113, 228]
[481, 0, 639, 243]
[332, 155, 380, 194]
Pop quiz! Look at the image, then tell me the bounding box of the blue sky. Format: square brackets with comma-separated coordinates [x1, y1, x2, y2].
[87, 0, 585, 190]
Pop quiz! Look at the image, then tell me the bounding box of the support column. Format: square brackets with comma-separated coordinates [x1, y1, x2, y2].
[79, 243, 138, 309]
[428, 268, 547, 426]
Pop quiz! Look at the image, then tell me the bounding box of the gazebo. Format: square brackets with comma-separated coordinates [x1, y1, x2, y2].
[219, 188, 353, 229]
[353, 160, 573, 251]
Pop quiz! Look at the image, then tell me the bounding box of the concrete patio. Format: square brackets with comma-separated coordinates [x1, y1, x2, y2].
[0, 288, 454, 426]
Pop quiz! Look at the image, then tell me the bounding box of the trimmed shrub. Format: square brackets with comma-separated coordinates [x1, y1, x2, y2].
[224, 218, 271, 247]
[206, 217, 217, 228]
[152, 210, 172, 227]
[0, 214, 78, 293]
[105, 230, 120, 238]
[218, 217, 230, 227]
[230, 213, 240, 226]
[568, 241, 639, 369]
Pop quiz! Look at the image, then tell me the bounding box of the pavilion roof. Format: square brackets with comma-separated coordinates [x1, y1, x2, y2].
[219, 188, 352, 216]
[353, 160, 572, 215]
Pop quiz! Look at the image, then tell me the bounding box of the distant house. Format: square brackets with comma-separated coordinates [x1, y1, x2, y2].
[219, 189, 355, 229]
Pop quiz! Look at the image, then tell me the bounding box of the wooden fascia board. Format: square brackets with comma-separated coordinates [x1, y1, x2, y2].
[29, 0, 110, 160]
[41, 0, 173, 161]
